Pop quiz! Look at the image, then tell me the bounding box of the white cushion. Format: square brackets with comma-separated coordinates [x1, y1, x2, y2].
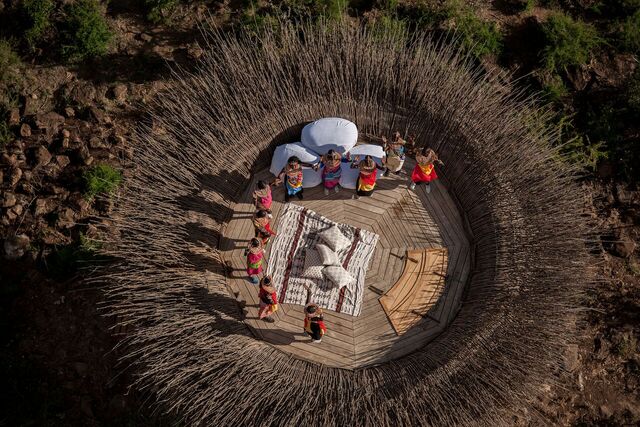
[348, 144, 385, 164]
[315, 243, 340, 265]
[318, 225, 351, 252]
[322, 265, 356, 287]
[338, 162, 384, 190]
[269, 142, 320, 176]
[302, 166, 323, 188]
[302, 248, 324, 279]
[301, 118, 358, 156]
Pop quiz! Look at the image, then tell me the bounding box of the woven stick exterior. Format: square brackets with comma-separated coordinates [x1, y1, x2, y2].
[96, 21, 592, 426]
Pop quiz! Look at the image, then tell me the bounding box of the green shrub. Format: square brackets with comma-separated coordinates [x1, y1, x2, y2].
[61, 0, 112, 61]
[621, 10, 640, 53]
[145, 0, 179, 24]
[553, 113, 608, 172]
[0, 39, 21, 84]
[542, 74, 568, 102]
[454, 9, 503, 58]
[541, 12, 602, 71]
[628, 68, 640, 114]
[22, 0, 55, 49]
[0, 121, 13, 148]
[46, 233, 106, 278]
[83, 164, 122, 199]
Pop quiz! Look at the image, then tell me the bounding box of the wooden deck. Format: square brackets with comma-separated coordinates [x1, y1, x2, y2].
[220, 159, 471, 370]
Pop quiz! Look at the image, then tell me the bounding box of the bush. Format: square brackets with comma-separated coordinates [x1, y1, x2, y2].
[454, 9, 503, 58]
[543, 74, 568, 102]
[620, 10, 640, 53]
[145, 0, 179, 24]
[555, 114, 608, 172]
[83, 164, 122, 199]
[22, 0, 55, 49]
[0, 39, 21, 84]
[61, 0, 112, 61]
[0, 121, 13, 148]
[541, 12, 602, 71]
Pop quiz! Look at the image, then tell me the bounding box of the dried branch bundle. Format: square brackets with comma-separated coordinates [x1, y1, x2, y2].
[96, 21, 592, 426]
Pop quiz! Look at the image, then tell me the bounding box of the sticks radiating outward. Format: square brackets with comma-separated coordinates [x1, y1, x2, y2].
[95, 20, 593, 426]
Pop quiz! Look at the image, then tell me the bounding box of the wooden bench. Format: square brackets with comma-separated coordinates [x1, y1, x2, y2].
[378, 248, 448, 335]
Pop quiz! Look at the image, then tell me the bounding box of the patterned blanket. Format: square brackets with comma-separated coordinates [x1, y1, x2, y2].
[266, 204, 379, 316]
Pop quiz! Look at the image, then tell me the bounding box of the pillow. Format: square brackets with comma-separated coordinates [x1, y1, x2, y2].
[319, 225, 351, 252]
[322, 265, 356, 287]
[301, 118, 358, 155]
[301, 166, 323, 188]
[269, 142, 320, 176]
[302, 248, 324, 279]
[316, 243, 340, 266]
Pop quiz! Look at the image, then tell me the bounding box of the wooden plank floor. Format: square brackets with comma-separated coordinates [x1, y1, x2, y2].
[220, 159, 471, 369]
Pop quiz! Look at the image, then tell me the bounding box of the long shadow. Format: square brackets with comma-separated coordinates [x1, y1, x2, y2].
[188, 286, 250, 338]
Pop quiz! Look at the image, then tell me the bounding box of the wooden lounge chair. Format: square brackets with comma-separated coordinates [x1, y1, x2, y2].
[379, 248, 448, 335]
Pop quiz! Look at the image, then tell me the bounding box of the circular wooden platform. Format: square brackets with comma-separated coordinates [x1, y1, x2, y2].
[220, 159, 471, 369]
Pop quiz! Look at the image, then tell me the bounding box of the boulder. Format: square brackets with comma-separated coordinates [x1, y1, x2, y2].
[34, 145, 52, 167]
[613, 236, 636, 258]
[1, 192, 17, 208]
[55, 155, 71, 169]
[1, 153, 17, 167]
[3, 234, 30, 260]
[56, 207, 76, 229]
[35, 112, 65, 137]
[69, 192, 91, 213]
[111, 84, 127, 103]
[9, 167, 23, 187]
[8, 108, 20, 125]
[64, 106, 75, 118]
[34, 197, 56, 216]
[68, 82, 96, 106]
[20, 123, 31, 137]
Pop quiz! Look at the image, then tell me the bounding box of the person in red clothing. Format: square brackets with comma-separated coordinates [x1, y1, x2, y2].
[257, 276, 278, 322]
[303, 303, 327, 343]
[351, 155, 385, 199]
[253, 209, 276, 246]
[409, 147, 443, 193]
[253, 180, 273, 217]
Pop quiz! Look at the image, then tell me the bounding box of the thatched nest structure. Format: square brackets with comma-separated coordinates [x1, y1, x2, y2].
[100, 22, 591, 426]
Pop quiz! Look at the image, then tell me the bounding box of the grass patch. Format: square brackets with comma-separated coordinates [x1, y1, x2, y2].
[620, 10, 640, 53]
[22, 0, 55, 50]
[541, 12, 602, 71]
[145, 0, 179, 24]
[542, 74, 568, 102]
[61, 0, 112, 61]
[0, 121, 14, 149]
[83, 164, 122, 200]
[449, 1, 503, 58]
[554, 113, 608, 172]
[0, 39, 21, 84]
[615, 334, 638, 360]
[45, 233, 106, 279]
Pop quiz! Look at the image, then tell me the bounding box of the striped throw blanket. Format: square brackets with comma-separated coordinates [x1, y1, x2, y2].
[267, 204, 379, 316]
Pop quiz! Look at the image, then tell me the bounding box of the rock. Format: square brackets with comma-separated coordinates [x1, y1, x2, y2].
[34, 145, 52, 167]
[89, 136, 106, 149]
[9, 167, 22, 187]
[62, 129, 71, 138]
[1, 192, 17, 208]
[78, 147, 94, 166]
[84, 223, 99, 238]
[3, 234, 30, 259]
[615, 183, 640, 206]
[69, 192, 91, 213]
[139, 33, 153, 42]
[64, 106, 75, 118]
[35, 112, 65, 138]
[599, 404, 613, 418]
[10, 203, 23, 217]
[88, 107, 112, 125]
[8, 108, 20, 125]
[68, 82, 96, 106]
[2, 153, 17, 167]
[187, 44, 204, 60]
[34, 197, 56, 216]
[22, 96, 39, 116]
[612, 231, 636, 258]
[55, 155, 71, 169]
[111, 84, 127, 103]
[19, 123, 31, 137]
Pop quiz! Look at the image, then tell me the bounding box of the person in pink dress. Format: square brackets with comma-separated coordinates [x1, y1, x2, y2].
[253, 180, 273, 217]
[246, 238, 265, 284]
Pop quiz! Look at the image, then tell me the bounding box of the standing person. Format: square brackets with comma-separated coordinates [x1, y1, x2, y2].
[382, 132, 413, 176]
[246, 238, 265, 284]
[253, 209, 276, 246]
[257, 276, 278, 322]
[351, 155, 385, 199]
[303, 303, 327, 343]
[253, 180, 273, 218]
[409, 147, 443, 193]
[320, 149, 346, 195]
[276, 156, 317, 202]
